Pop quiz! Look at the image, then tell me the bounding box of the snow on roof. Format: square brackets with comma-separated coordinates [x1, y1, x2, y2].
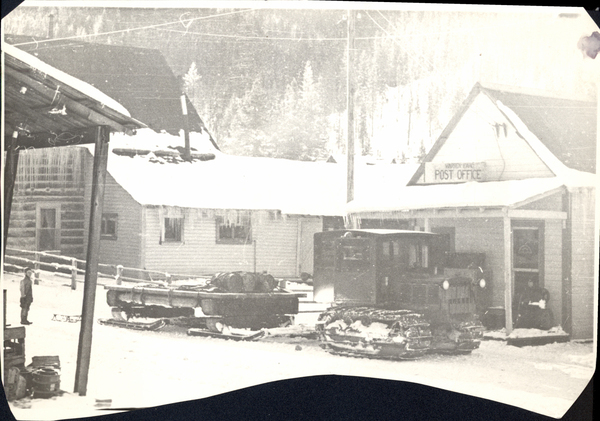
[347, 177, 570, 214]
[496, 100, 575, 178]
[486, 86, 596, 173]
[100, 130, 341, 215]
[496, 99, 598, 188]
[94, 130, 418, 216]
[3, 42, 131, 117]
[110, 129, 214, 154]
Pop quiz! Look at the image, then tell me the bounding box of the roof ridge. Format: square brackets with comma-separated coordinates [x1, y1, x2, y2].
[480, 82, 594, 103]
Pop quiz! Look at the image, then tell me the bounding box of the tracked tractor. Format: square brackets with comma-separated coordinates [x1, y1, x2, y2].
[313, 229, 486, 359]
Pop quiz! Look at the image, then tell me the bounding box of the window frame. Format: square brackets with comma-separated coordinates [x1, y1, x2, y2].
[100, 213, 118, 240]
[215, 215, 252, 245]
[161, 216, 184, 244]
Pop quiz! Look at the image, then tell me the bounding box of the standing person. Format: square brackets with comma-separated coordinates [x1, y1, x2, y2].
[20, 267, 34, 325]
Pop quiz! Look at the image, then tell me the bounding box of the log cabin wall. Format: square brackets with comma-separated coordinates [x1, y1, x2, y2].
[5, 147, 86, 258]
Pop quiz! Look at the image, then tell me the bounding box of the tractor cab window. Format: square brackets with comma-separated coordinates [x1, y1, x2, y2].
[408, 243, 429, 270]
[315, 238, 336, 268]
[339, 240, 371, 271]
[380, 240, 409, 270]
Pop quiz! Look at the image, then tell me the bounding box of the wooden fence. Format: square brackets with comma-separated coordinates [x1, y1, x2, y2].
[3, 248, 210, 289]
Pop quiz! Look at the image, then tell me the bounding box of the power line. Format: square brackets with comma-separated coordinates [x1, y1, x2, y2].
[157, 28, 348, 42]
[12, 8, 256, 47]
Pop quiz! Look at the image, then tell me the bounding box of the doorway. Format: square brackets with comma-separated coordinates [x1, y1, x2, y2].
[512, 221, 544, 297]
[36, 204, 61, 252]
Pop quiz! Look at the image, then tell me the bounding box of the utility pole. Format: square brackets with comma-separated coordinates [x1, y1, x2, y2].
[181, 93, 192, 162]
[346, 9, 356, 205]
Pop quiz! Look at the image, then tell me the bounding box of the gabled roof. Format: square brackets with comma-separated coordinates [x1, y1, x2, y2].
[483, 85, 596, 173]
[6, 35, 218, 149]
[408, 82, 596, 184]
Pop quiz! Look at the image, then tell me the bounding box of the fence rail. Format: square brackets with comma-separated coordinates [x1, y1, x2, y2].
[3, 247, 211, 289]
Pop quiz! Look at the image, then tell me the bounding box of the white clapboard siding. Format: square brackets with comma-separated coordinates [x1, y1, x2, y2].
[432, 94, 554, 181]
[98, 173, 143, 270]
[519, 192, 563, 211]
[298, 217, 323, 275]
[142, 209, 318, 278]
[82, 151, 143, 270]
[569, 187, 595, 339]
[431, 217, 505, 307]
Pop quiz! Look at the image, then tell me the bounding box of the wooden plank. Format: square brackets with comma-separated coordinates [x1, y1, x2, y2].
[507, 209, 567, 220]
[3, 131, 20, 255]
[507, 334, 570, 347]
[503, 213, 513, 334]
[346, 10, 355, 204]
[74, 126, 110, 396]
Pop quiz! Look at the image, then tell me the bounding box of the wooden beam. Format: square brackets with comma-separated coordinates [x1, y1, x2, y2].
[507, 209, 567, 220]
[561, 193, 572, 335]
[74, 125, 110, 396]
[350, 207, 507, 221]
[4, 127, 100, 151]
[503, 211, 513, 334]
[3, 131, 20, 256]
[7, 69, 133, 134]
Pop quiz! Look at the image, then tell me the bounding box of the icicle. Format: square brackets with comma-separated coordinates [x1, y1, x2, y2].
[158, 206, 165, 243]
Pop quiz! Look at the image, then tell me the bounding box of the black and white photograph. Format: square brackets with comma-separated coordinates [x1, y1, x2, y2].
[1, 2, 598, 420]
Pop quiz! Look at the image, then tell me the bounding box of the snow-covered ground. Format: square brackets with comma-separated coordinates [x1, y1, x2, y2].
[2, 271, 595, 420]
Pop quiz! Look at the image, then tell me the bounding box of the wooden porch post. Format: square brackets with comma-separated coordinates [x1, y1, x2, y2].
[503, 211, 514, 334]
[3, 131, 20, 256]
[346, 9, 356, 205]
[74, 125, 110, 395]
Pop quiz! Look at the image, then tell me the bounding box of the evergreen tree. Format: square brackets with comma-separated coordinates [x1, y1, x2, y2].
[274, 61, 329, 161]
[183, 61, 201, 100]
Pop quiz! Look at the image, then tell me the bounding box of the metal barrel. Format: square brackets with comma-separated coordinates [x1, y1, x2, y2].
[32, 367, 60, 398]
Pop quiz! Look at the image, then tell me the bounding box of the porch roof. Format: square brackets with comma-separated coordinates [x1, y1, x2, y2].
[347, 171, 596, 216]
[3, 42, 145, 145]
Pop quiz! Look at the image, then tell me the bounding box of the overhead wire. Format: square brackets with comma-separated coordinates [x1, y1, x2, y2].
[11, 7, 257, 47]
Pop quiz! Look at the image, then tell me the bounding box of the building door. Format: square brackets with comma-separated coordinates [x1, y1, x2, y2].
[37, 204, 61, 252]
[512, 221, 544, 297]
[298, 218, 316, 277]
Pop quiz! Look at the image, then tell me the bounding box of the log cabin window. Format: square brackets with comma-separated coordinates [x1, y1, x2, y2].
[216, 215, 251, 244]
[162, 217, 184, 243]
[101, 213, 118, 240]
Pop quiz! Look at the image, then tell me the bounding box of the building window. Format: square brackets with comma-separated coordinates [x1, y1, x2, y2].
[162, 217, 184, 243]
[36, 203, 61, 252]
[101, 213, 118, 240]
[216, 215, 251, 244]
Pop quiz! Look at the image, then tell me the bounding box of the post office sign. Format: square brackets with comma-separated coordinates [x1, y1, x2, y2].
[424, 162, 487, 183]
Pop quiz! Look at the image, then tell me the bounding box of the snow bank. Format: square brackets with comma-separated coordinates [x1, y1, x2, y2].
[3, 269, 595, 420]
